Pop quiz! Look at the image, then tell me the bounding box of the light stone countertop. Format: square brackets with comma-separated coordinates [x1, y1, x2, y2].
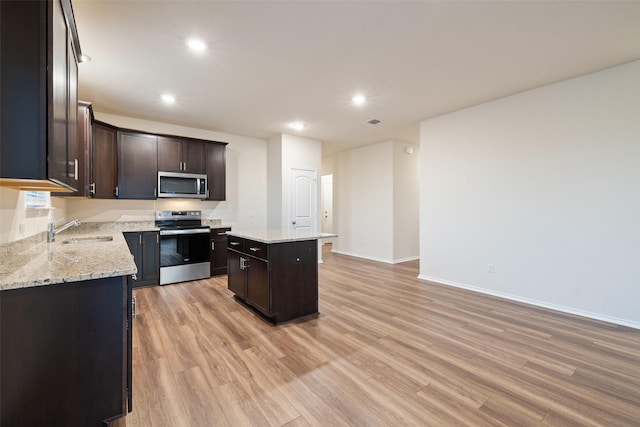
[0, 221, 160, 291]
[227, 229, 338, 244]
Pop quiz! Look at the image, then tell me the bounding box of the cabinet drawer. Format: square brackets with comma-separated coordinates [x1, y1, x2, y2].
[211, 227, 231, 238]
[227, 235, 244, 251]
[244, 239, 268, 260]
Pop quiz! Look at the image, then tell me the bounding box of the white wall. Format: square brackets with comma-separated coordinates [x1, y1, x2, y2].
[333, 140, 419, 263]
[267, 135, 283, 229]
[0, 188, 67, 244]
[67, 113, 268, 230]
[419, 60, 640, 327]
[393, 142, 420, 262]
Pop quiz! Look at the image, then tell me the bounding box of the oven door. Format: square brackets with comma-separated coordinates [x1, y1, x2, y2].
[159, 228, 211, 267]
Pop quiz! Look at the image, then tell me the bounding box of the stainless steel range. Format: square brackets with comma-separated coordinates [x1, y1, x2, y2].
[155, 210, 210, 285]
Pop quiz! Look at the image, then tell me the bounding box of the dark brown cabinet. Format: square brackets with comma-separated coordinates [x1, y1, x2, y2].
[228, 250, 245, 297]
[117, 131, 158, 199]
[227, 236, 319, 323]
[158, 136, 206, 174]
[0, 276, 131, 426]
[206, 143, 227, 201]
[210, 227, 231, 276]
[0, 0, 82, 192]
[52, 101, 92, 197]
[91, 121, 118, 198]
[74, 102, 92, 197]
[124, 231, 160, 288]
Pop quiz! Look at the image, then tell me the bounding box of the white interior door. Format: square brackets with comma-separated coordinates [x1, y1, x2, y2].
[321, 174, 334, 244]
[289, 168, 317, 231]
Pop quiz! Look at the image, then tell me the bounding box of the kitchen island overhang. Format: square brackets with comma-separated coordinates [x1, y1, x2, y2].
[226, 229, 337, 324]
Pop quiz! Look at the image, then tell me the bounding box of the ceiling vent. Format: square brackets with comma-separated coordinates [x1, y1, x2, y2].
[366, 118, 381, 125]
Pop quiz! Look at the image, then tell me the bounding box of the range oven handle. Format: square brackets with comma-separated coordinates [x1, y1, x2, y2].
[160, 228, 210, 236]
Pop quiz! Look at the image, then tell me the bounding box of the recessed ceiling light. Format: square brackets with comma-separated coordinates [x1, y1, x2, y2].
[289, 122, 305, 131]
[161, 94, 176, 104]
[186, 38, 207, 52]
[352, 94, 366, 106]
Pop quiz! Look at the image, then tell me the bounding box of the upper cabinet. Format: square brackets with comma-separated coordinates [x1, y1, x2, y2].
[0, 0, 82, 192]
[117, 131, 158, 199]
[91, 121, 118, 199]
[207, 143, 227, 201]
[157, 137, 206, 174]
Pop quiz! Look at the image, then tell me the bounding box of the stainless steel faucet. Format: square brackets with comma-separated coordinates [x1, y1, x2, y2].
[48, 219, 81, 242]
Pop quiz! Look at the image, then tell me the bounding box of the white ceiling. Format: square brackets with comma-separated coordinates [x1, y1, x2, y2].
[73, 1, 640, 157]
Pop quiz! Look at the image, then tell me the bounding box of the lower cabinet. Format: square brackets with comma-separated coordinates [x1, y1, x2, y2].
[210, 227, 231, 276]
[0, 276, 132, 426]
[124, 231, 160, 288]
[227, 236, 318, 323]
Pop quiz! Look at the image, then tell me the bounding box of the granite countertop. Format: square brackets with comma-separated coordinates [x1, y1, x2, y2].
[227, 229, 338, 244]
[0, 221, 161, 291]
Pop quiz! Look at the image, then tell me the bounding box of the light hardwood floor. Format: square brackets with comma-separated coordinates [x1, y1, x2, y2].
[119, 245, 640, 426]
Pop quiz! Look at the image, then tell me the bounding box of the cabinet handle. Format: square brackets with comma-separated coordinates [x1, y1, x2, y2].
[154, 187, 157, 197]
[115, 186, 119, 197]
[156, 234, 159, 244]
[132, 296, 137, 318]
[183, 161, 186, 171]
[211, 241, 215, 251]
[230, 241, 240, 246]
[240, 257, 245, 270]
[90, 182, 96, 195]
[249, 247, 260, 252]
[74, 159, 78, 180]
[139, 234, 142, 244]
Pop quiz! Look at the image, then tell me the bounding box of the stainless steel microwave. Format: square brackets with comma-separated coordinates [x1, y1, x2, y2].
[157, 171, 207, 199]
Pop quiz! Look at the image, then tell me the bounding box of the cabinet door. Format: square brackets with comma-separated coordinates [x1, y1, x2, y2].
[50, 0, 72, 189]
[124, 232, 143, 287]
[157, 136, 183, 172]
[227, 251, 245, 298]
[206, 143, 226, 200]
[74, 101, 89, 196]
[92, 122, 118, 198]
[210, 234, 229, 276]
[246, 257, 269, 315]
[141, 231, 160, 286]
[0, 277, 127, 426]
[51, 101, 89, 197]
[117, 131, 157, 199]
[183, 140, 206, 173]
[66, 34, 79, 185]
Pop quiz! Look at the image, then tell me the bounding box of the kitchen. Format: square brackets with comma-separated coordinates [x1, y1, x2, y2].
[2, 0, 640, 426]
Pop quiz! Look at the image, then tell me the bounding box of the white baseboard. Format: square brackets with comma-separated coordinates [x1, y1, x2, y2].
[392, 255, 420, 264]
[331, 249, 419, 265]
[418, 274, 640, 330]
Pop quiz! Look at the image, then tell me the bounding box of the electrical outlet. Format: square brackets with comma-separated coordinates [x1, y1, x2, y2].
[487, 264, 495, 273]
[19, 223, 25, 236]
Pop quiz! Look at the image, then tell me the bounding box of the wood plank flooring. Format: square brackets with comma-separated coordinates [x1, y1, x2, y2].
[118, 245, 640, 426]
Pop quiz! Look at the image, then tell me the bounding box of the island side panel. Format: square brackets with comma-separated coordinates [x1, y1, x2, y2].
[269, 239, 318, 322]
[0, 276, 127, 426]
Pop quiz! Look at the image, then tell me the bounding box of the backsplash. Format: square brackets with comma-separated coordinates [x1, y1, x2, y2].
[1, 187, 228, 245]
[0, 188, 67, 244]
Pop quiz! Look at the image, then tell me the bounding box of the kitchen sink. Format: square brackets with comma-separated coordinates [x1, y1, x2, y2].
[61, 236, 113, 244]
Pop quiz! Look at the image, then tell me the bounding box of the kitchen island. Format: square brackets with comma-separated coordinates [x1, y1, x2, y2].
[226, 229, 336, 324]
